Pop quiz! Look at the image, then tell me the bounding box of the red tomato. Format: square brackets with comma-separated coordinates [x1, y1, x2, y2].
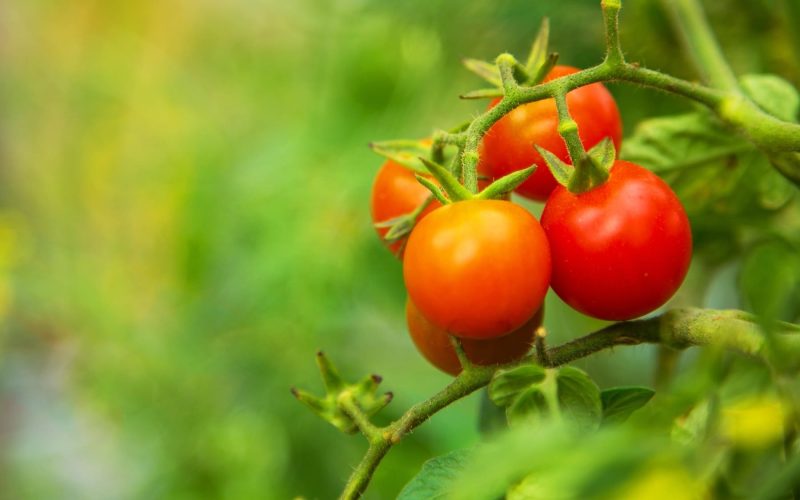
[541, 160, 692, 321]
[406, 299, 543, 375]
[403, 199, 551, 339]
[371, 160, 441, 256]
[479, 66, 623, 201]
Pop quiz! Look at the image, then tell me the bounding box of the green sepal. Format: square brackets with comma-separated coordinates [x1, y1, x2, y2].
[293, 352, 393, 434]
[316, 350, 345, 392]
[370, 139, 432, 174]
[535, 138, 616, 194]
[528, 52, 559, 86]
[524, 17, 550, 79]
[415, 175, 450, 205]
[460, 88, 504, 100]
[535, 145, 572, 187]
[587, 137, 616, 175]
[374, 214, 415, 243]
[419, 157, 474, 202]
[463, 58, 503, 88]
[477, 166, 536, 199]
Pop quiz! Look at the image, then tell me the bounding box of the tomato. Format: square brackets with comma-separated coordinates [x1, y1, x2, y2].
[403, 199, 551, 339]
[371, 159, 441, 256]
[541, 160, 692, 321]
[406, 299, 543, 375]
[479, 65, 623, 201]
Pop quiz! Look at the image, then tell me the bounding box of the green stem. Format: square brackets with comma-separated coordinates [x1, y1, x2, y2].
[660, 0, 739, 91]
[338, 308, 800, 498]
[601, 0, 624, 65]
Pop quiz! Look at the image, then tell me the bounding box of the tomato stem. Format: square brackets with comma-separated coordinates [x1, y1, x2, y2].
[335, 308, 800, 498]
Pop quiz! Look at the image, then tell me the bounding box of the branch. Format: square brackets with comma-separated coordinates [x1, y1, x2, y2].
[338, 308, 800, 498]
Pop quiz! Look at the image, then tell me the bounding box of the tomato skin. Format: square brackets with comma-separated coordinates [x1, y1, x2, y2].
[479, 66, 622, 201]
[403, 199, 551, 339]
[370, 160, 441, 256]
[541, 160, 692, 321]
[406, 299, 543, 376]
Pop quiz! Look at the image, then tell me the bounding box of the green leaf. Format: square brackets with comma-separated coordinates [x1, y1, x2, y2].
[621, 112, 794, 216]
[506, 387, 549, 426]
[739, 238, 800, 322]
[478, 388, 508, 435]
[398, 449, 470, 500]
[489, 364, 547, 407]
[463, 58, 502, 87]
[370, 140, 431, 174]
[535, 145, 572, 187]
[600, 386, 655, 425]
[556, 367, 602, 430]
[524, 17, 550, 77]
[740, 74, 800, 123]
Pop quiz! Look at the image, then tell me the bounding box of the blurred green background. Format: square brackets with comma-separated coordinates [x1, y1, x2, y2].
[0, 0, 798, 498]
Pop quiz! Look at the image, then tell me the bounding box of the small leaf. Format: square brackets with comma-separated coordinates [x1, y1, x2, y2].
[507, 388, 549, 426]
[370, 140, 431, 174]
[600, 386, 655, 425]
[419, 157, 474, 202]
[535, 145, 572, 187]
[463, 58, 502, 87]
[740, 74, 799, 123]
[398, 449, 471, 500]
[478, 388, 508, 435]
[489, 364, 547, 407]
[524, 17, 550, 76]
[477, 166, 536, 199]
[556, 366, 602, 430]
[460, 88, 504, 100]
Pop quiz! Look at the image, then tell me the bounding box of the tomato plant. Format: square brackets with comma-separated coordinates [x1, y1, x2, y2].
[370, 159, 441, 256]
[541, 160, 692, 321]
[406, 299, 543, 376]
[403, 199, 550, 339]
[479, 66, 622, 201]
[292, 1, 800, 498]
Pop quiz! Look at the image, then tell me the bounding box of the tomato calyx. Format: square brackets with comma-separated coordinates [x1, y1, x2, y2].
[291, 351, 393, 435]
[536, 136, 616, 194]
[418, 156, 537, 202]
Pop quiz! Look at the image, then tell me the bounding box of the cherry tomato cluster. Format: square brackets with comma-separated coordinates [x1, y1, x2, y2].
[371, 66, 692, 375]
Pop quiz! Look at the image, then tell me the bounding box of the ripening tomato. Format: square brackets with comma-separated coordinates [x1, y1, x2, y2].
[479, 65, 623, 201]
[371, 160, 441, 256]
[541, 160, 692, 321]
[403, 199, 551, 339]
[406, 299, 543, 375]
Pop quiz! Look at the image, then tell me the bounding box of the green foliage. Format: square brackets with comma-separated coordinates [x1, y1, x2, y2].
[600, 386, 655, 425]
[397, 449, 470, 500]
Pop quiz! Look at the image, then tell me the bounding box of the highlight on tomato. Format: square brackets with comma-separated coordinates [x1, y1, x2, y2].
[403, 199, 551, 339]
[541, 160, 692, 321]
[479, 65, 622, 201]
